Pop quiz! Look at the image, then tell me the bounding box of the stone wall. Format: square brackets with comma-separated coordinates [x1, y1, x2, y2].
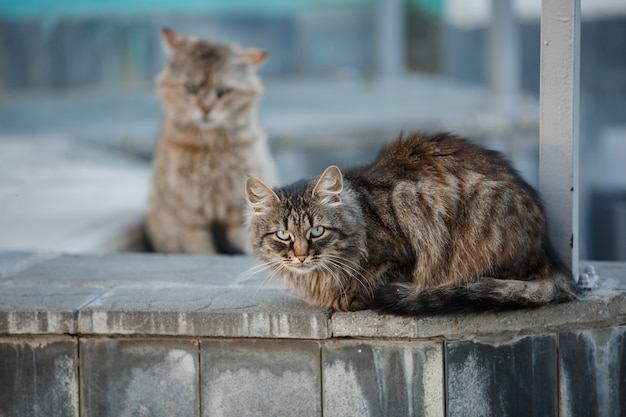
[1, 252, 625, 416]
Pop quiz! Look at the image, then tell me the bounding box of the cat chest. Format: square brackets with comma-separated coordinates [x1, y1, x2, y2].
[162, 149, 251, 214]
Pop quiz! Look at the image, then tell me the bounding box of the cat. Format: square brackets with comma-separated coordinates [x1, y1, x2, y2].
[145, 28, 278, 254]
[245, 132, 577, 316]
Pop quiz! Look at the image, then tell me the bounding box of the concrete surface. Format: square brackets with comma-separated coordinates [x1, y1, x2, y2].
[447, 334, 558, 417]
[0, 253, 625, 340]
[0, 336, 79, 417]
[0, 252, 331, 339]
[0, 135, 149, 253]
[201, 339, 322, 417]
[559, 327, 626, 417]
[322, 340, 444, 417]
[1, 253, 625, 417]
[80, 338, 200, 417]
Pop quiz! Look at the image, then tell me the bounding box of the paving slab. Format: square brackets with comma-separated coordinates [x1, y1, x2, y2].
[78, 286, 331, 339]
[0, 336, 79, 417]
[0, 284, 105, 334]
[0, 252, 624, 340]
[0, 251, 60, 278]
[332, 263, 626, 340]
[5, 252, 271, 288]
[201, 339, 321, 417]
[0, 252, 329, 338]
[80, 337, 199, 417]
[331, 297, 617, 340]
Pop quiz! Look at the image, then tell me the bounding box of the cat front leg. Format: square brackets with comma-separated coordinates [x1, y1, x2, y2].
[330, 293, 367, 312]
[328, 282, 370, 312]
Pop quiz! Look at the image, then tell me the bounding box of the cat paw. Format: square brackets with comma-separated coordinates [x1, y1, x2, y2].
[348, 298, 368, 312]
[330, 296, 352, 312]
[330, 295, 367, 312]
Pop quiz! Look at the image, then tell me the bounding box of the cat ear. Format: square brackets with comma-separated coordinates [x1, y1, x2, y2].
[312, 166, 343, 205]
[161, 27, 183, 55]
[246, 177, 280, 213]
[243, 49, 268, 66]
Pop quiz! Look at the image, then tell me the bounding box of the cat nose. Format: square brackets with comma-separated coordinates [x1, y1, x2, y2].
[296, 255, 307, 262]
[195, 98, 213, 115]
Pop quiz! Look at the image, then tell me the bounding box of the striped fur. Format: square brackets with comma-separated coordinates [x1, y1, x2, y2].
[246, 133, 576, 316]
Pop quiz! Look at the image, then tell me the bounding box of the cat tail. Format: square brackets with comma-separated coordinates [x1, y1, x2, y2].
[370, 276, 577, 316]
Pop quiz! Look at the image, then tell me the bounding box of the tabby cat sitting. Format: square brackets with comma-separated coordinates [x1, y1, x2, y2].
[146, 28, 278, 254]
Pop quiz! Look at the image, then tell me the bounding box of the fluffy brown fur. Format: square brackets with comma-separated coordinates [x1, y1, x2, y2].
[146, 28, 278, 254]
[245, 132, 576, 316]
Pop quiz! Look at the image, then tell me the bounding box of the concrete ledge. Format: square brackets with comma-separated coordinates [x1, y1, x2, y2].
[1, 253, 625, 340]
[0, 252, 331, 339]
[2, 252, 626, 417]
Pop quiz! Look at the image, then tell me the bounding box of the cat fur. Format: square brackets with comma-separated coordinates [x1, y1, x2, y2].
[245, 132, 576, 316]
[146, 28, 278, 254]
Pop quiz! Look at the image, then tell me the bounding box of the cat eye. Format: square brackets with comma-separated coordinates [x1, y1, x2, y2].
[310, 226, 325, 238]
[184, 83, 200, 95]
[275, 230, 291, 241]
[216, 87, 232, 98]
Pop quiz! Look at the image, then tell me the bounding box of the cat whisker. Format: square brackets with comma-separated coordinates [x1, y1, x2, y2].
[323, 259, 364, 283]
[329, 261, 374, 298]
[264, 262, 288, 288]
[239, 260, 284, 292]
[238, 262, 271, 281]
[323, 256, 374, 299]
[323, 254, 367, 276]
[318, 262, 347, 297]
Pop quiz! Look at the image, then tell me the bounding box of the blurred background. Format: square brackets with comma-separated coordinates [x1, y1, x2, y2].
[0, 0, 624, 260]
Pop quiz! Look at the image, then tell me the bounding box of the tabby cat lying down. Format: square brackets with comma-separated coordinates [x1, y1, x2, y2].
[245, 132, 576, 316]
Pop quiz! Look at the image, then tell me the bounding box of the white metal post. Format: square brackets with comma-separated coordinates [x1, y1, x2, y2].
[539, 0, 581, 279]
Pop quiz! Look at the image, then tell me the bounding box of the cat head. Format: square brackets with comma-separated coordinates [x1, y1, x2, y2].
[156, 27, 266, 129]
[245, 166, 367, 275]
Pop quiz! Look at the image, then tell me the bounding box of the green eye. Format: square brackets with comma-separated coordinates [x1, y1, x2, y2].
[276, 230, 290, 241]
[310, 226, 325, 238]
[216, 87, 232, 98]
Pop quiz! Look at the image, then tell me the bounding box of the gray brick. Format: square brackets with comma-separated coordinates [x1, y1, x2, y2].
[322, 340, 444, 417]
[0, 336, 78, 417]
[559, 326, 626, 417]
[80, 338, 199, 417]
[201, 339, 321, 417]
[446, 334, 557, 417]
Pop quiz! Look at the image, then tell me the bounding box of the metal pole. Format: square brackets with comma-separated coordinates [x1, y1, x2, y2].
[539, 0, 581, 279]
[488, 0, 520, 113]
[375, 0, 406, 83]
